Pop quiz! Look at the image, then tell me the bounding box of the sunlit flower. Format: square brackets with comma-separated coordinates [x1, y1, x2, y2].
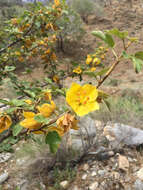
[54, 0, 60, 6]
[15, 51, 21, 56]
[18, 56, 24, 62]
[11, 18, 18, 25]
[37, 102, 56, 118]
[0, 115, 12, 133]
[24, 99, 32, 105]
[86, 55, 92, 65]
[45, 48, 51, 54]
[20, 112, 42, 130]
[44, 90, 52, 101]
[48, 126, 64, 136]
[51, 53, 57, 61]
[57, 113, 78, 134]
[93, 58, 101, 65]
[73, 66, 82, 74]
[90, 67, 96, 71]
[53, 75, 60, 83]
[66, 83, 99, 116]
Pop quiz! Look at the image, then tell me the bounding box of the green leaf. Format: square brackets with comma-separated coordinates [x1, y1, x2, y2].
[131, 56, 143, 73]
[10, 99, 26, 107]
[92, 31, 106, 41]
[0, 99, 10, 105]
[45, 131, 61, 153]
[122, 51, 131, 59]
[34, 115, 50, 124]
[107, 28, 128, 39]
[84, 71, 97, 78]
[12, 124, 23, 136]
[135, 51, 143, 60]
[24, 90, 36, 98]
[45, 77, 53, 84]
[96, 67, 110, 76]
[105, 33, 115, 48]
[92, 31, 114, 47]
[4, 66, 16, 72]
[103, 99, 111, 112]
[55, 89, 65, 96]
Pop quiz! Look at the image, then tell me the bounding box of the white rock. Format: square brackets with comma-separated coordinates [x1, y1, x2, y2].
[137, 168, 143, 180]
[134, 179, 143, 190]
[82, 163, 89, 171]
[82, 173, 87, 180]
[98, 170, 105, 176]
[104, 123, 143, 146]
[60, 181, 69, 189]
[89, 182, 98, 190]
[91, 171, 97, 177]
[0, 153, 12, 163]
[0, 172, 9, 184]
[118, 154, 129, 171]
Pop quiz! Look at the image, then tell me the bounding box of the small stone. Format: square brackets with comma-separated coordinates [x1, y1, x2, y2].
[137, 168, 143, 180]
[72, 185, 80, 190]
[118, 154, 129, 171]
[134, 179, 143, 190]
[89, 182, 98, 190]
[0, 172, 9, 184]
[98, 170, 105, 176]
[0, 153, 12, 163]
[82, 174, 87, 180]
[111, 172, 120, 180]
[60, 181, 69, 189]
[91, 171, 97, 177]
[82, 163, 89, 171]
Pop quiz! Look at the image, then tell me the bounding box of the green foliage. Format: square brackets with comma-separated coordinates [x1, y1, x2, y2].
[12, 124, 23, 136]
[0, 136, 19, 152]
[50, 164, 76, 190]
[57, 6, 85, 42]
[92, 30, 115, 48]
[92, 94, 143, 126]
[45, 131, 61, 153]
[70, 0, 95, 20]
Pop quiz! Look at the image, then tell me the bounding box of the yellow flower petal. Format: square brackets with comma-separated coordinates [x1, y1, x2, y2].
[37, 102, 56, 118]
[66, 83, 99, 116]
[0, 115, 12, 133]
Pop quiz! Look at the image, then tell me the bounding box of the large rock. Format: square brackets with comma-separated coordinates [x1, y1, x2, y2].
[104, 123, 143, 146]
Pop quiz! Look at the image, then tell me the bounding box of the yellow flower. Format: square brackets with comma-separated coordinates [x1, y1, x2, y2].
[37, 102, 56, 118]
[20, 112, 42, 130]
[48, 126, 64, 137]
[0, 115, 12, 133]
[93, 58, 101, 65]
[57, 113, 78, 134]
[15, 51, 21, 56]
[44, 90, 52, 101]
[11, 18, 18, 25]
[86, 55, 92, 65]
[73, 66, 82, 74]
[53, 75, 60, 83]
[100, 54, 105, 60]
[66, 83, 99, 116]
[45, 48, 51, 54]
[18, 56, 24, 62]
[90, 67, 96, 72]
[38, 40, 45, 45]
[54, 0, 60, 6]
[51, 53, 57, 61]
[24, 99, 32, 105]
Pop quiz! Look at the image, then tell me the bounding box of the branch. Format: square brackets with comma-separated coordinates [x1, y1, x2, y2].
[0, 16, 36, 55]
